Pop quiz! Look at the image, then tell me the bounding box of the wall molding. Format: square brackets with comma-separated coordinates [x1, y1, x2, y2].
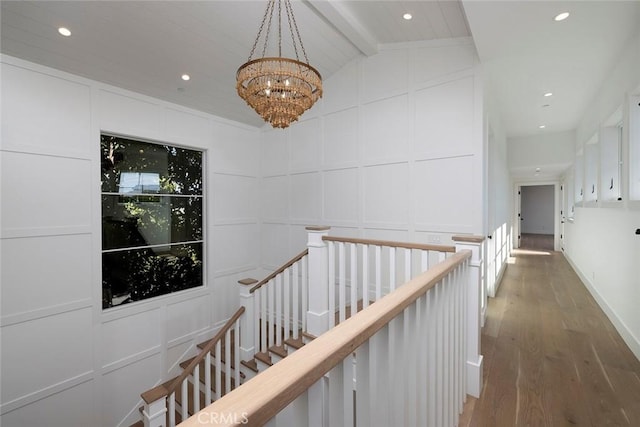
[564, 253, 640, 362]
[0, 371, 93, 415]
[102, 346, 161, 375]
[1, 298, 93, 327]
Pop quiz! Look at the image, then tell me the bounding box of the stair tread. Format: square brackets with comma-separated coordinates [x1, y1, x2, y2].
[302, 331, 317, 341]
[241, 359, 259, 373]
[269, 344, 288, 358]
[254, 351, 273, 366]
[284, 336, 305, 350]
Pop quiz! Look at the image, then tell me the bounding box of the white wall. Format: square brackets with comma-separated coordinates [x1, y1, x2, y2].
[564, 29, 640, 359]
[484, 106, 512, 298]
[257, 38, 485, 270]
[0, 55, 261, 427]
[521, 185, 554, 234]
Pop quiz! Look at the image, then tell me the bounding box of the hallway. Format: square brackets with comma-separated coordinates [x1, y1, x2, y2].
[464, 249, 640, 426]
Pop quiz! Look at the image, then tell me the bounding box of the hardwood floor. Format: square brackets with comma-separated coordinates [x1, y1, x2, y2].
[520, 233, 554, 251]
[461, 249, 640, 426]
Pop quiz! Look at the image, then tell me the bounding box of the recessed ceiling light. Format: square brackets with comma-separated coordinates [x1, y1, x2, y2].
[58, 27, 71, 37]
[536, 167, 541, 172]
[544, 92, 553, 97]
[539, 125, 546, 129]
[554, 12, 570, 22]
[403, 13, 412, 20]
[181, 74, 190, 81]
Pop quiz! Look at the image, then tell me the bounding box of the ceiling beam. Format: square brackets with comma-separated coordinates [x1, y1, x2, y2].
[304, 0, 378, 56]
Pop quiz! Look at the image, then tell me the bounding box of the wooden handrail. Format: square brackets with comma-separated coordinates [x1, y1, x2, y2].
[180, 250, 471, 427]
[142, 306, 246, 404]
[323, 235, 456, 253]
[250, 249, 309, 293]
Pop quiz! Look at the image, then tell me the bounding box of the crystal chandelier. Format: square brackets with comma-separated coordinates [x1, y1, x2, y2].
[236, 0, 322, 129]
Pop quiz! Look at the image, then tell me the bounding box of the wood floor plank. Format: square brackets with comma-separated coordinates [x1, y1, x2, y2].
[465, 250, 640, 427]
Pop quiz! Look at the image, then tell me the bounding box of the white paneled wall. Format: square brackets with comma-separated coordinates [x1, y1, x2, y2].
[259, 39, 483, 268]
[0, 55, 260, 427]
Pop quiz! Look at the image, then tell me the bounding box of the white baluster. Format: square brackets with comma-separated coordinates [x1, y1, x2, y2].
[301, 256, 308, 333]
[225, 328, 232, 396]
[421, 249, 429, 272]
[292, 262, 300, 340]
[234, 321, 241, 388]
[215, 340, 222, 400]
[417, 295, 428, 427]
[362, 244, 369, 309]
[284, 267, 291, 343]
[404, 248, 411, 282]
[328, 359, 344, 427]
[276, 275, 283, 347]
[205, 352, 212, 405]
[328, 241, 336, 329]
[370, 327, 390, 425]
[338, 241, 346, 323]
[355, 341, 371, 427]
[193, 363, 200, 414]
[389, 246, 396, 291]
[350, 243, 357, 318]
[260, 287, 267, 353]
[168, 393, 176, 427]
[375, 246, 382, 300]
[268, 278, 275, 349]
[181, 378, 188, 422]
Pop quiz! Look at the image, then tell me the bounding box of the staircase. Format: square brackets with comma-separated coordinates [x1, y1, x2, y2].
[134, 227, 484, 427]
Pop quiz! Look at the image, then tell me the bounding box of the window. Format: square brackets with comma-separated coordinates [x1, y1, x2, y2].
[566, 167, 575, 220]
[630, 94, 640, 200]
[600, 107, 623, 202]
[574, 153, 584, 205]
[100, 134, 204, 309]
[584, 134, 598, 203]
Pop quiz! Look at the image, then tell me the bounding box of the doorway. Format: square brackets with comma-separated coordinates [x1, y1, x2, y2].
[515, 184, 558, 251]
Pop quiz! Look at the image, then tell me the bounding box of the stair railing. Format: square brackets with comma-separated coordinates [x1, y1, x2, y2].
[140, 307, 245, 427]
[323, 235, 456, 328]
[238, 249, 309, 363]
[179, 237, 483, 427]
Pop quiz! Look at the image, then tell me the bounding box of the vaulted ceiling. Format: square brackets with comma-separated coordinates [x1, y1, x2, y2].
[2, 1, 639, 137]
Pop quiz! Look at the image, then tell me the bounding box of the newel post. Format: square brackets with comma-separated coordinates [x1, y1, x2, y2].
[141, 389, 167, 427]
[453, 235, 485, 398]
[238, 278, 258, 362]
[305, 226, 331, 337]
[306, 226, 331, 427]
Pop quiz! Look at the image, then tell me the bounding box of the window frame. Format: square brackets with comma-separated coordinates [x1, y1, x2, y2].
[100, 132, 205, 309]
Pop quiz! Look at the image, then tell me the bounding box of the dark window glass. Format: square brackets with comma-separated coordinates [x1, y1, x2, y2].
[101, 134, 204, 309]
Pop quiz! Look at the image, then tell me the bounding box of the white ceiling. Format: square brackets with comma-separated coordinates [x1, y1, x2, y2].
[2, 1, 639, 137]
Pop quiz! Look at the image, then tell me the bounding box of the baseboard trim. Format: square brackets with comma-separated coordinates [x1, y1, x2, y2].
[466, 355, 483, 398]
[563, 253, 640, 362]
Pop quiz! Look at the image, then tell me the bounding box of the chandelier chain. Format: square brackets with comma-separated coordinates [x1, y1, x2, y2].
[284, 1, 300, 62]
[286, 0, 309, 64]
[248, 0, 274, 61]
[278, 0, 282, 57]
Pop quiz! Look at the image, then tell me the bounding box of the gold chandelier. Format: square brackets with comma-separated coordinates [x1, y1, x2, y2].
[236, 0, 322, 129]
